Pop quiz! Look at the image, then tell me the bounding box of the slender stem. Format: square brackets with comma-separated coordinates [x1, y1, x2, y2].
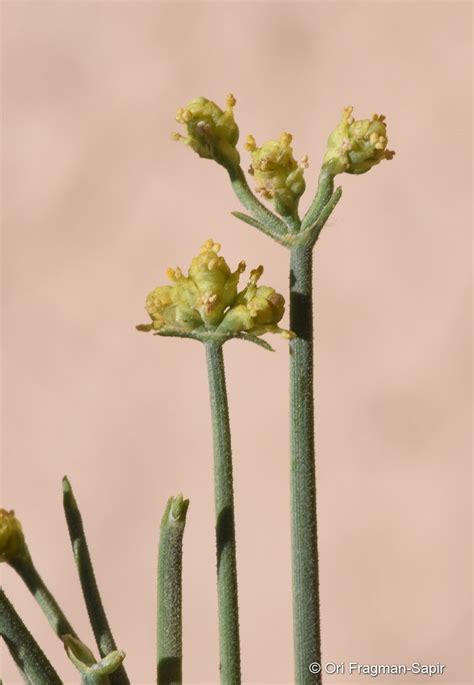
[10, 553, 77, 640]
[0, 587, 63, 685]
[289, 244, 321, 684]
[287, 213, 301, 233]
[157, 495, 189, 685]
[205, 341, 241, 685]
[301, 169, 334, 231]
[307, 186, 343, 248]
[228, 165, 288, 237]
[62, 477, 130, 685]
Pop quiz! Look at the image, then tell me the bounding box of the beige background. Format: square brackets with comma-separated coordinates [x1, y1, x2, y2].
[1, 1, 472, 684]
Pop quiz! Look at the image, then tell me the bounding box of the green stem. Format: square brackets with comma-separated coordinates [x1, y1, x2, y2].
[205, 341, 241, 685]
[62, 477, 130, 685]
[10, 554, 77, 640]
[307, 186, 343, 248]
[157, 495, 189, 685]
[0, 587, 63, 685]
[228, 165, 288, 237]
[289, 244, 321, 684]
[301, 169, 334, 231]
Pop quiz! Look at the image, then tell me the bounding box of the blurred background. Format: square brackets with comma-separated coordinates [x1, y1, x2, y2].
[1, 2, 471, 683]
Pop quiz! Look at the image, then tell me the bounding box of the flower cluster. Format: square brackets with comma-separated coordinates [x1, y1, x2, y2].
[137, 240, 292, 339]
[172, 95, 240, 169]
[322, 106, 395, 176]
[245, 132, 308, 218]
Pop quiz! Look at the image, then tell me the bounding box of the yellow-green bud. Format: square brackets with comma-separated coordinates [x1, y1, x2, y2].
[188, 239, 245, 325]
[246, 132, 308, 217]
[322, 106, 395, 176]
[218, 267, 292, 339]
[145, 285, 175, 330]
[0, 509, 27, 563]
[172, 95, 240, 169]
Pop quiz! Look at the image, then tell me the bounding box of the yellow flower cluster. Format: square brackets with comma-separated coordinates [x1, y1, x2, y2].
[172, 95, 240, 169]
[323, 106, 395, 175]
[246, 132, 308, 218]
[138, 240, 292, 339]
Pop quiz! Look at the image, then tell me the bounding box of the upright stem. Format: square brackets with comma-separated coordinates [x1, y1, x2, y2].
[62, 477, 130, 685]
[289, 244, 321, 684]
[0, 588, 63, 685]
[157, 495, 189, 685]
[205, 340, 241, 685]
[10, 553, 77, 640]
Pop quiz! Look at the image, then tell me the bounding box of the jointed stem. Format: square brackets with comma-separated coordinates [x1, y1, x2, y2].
[289, 244, 321, 684]
[205, 341, 241, 685]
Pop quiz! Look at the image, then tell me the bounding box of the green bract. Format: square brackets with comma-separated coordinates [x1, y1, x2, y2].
[0, 509, 27, 563]
[63, 634, 125, 684]
[173, 95, 240, 169]
[137, 240, 292, 341]
[246, 132, 307, 218]
[323, 106, 395, 175]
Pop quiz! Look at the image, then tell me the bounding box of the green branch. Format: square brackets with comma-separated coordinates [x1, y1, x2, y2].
[10, 553, 77, 641]
[205, 340, 241, 685]
[228, 165, 288, 237]
[0, 587, 63, 685]
[301, 169, 335, 231]
[62, 477, 130, 685]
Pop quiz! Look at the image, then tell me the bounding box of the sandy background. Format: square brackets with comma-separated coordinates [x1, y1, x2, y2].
[1, 1, 472, 684]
